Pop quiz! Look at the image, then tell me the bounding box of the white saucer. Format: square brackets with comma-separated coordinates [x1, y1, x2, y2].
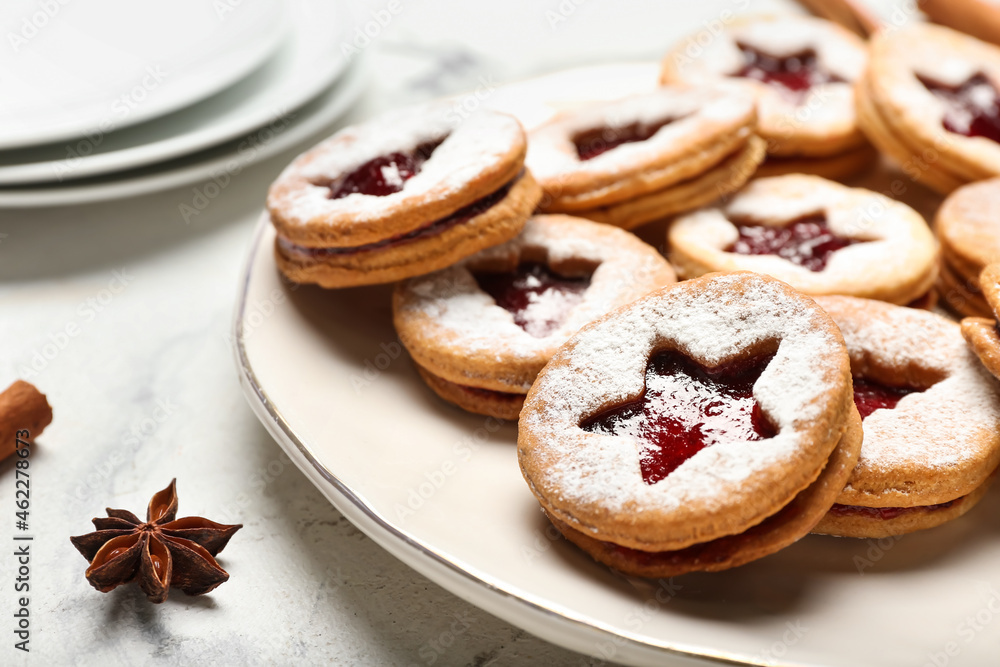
[0, 57, 368, 208]
[0, 0, 288, 151]
[0, 0, 351, 185]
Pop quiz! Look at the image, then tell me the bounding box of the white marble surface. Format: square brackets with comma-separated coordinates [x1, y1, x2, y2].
[0, 1, 921, 665]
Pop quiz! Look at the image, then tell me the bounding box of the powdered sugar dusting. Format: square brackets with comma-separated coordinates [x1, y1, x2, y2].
[523, 273, 845, 515]
[817, 296, 1000, 482]
[526, 86, 754, 181]
[669, 175, 937, 297]
[395, 215, 673, 381]
[272, 101, 522, 226]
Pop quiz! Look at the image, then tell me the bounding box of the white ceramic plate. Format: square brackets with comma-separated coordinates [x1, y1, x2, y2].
[0, 0, 350, 185]
[0, 57, 367, 208]
[232, 64, 1000, 667]
[0, 0, 288, 151]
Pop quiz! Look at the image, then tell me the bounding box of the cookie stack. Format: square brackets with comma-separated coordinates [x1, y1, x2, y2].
[961, 262, 1000, 381]
[857, 23, 1000, 195]
[935, 179, 1000, 316]
[659, 15, 874, 180]
[267, 101, 541, 288]
[526, 86, 765, 230]
[518, 273, 863, 577]
[812, 297, 1000, 538]
[667, 174, 939, 306]
[392, 214, 675, 419]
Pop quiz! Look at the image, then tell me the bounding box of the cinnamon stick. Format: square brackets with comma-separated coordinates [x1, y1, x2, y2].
[0, 381, 52, 460]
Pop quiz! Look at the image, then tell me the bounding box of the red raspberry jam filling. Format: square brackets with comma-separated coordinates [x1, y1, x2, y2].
[828, 498, 959, 521]
[582, 351, 776, 485]
[573, 118, 675, 161]
[323, 139, 444, 199]
[852, 376, 922, 420]
[919, 73, 1000, 143]
[726, 214, 859, 272]
[734, 43, 844, 102]
[279, 174, 519, 259]
[474, 263, 591, 338]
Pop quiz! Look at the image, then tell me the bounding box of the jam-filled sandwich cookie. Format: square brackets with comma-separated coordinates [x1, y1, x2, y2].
[923, 0, 1000, 48]
[525, 87, 765, 230]
[857, 23, 1000, 195]
[518, 272, 862, 577]
[935, 179, 1000, 317]
[812, 296, 1000, 538]
[267, 102, 542, 288]
[393, 215, 676, 419]
[961, 263, 1000, 381]
[659, 15, 874, 180]
[668, 175, 938, 307]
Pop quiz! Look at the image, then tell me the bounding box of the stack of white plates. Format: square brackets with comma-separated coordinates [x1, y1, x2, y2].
[0, 0, 367, 207]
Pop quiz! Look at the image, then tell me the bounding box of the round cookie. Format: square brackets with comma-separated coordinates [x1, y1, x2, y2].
[812, 296, 1000, 538]
[935, 180, 1000, 314]
[267, 101, 541, 288]
[938, 258, 993, 318]
[923, 0, 1000, 47]
[546, 410, 862, 577]
[962, 262, 1000, 381]
[659, 15, 871, 177]
[667, 175, 939, 305]
[393, 215, 676, 419]
[859, 23, 1000, 193]
[518, 272, 859, 576]
[526, 86, 764, 229]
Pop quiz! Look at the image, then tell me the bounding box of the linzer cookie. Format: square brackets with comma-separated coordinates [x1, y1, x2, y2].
[393, 215, 675, 419]
[267, 102, 541, 288]
[525, 87, 765, 230]
[961, 262, 1000, 381]
[857, 23, 1000, 195]
[936, 179, 1000, 316]
[812, 296, 1000, 538]
[518, 272, 861, 577]
[923, 0, 1000, 57]
[667, 175, 938, 306]
[659, 15, 874, 180]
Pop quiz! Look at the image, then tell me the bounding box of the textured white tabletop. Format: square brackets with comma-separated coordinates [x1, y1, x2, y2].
[0, 0, 914, 665]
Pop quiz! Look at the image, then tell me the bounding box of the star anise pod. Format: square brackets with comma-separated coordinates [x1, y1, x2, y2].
[69, 479, 242, 603]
